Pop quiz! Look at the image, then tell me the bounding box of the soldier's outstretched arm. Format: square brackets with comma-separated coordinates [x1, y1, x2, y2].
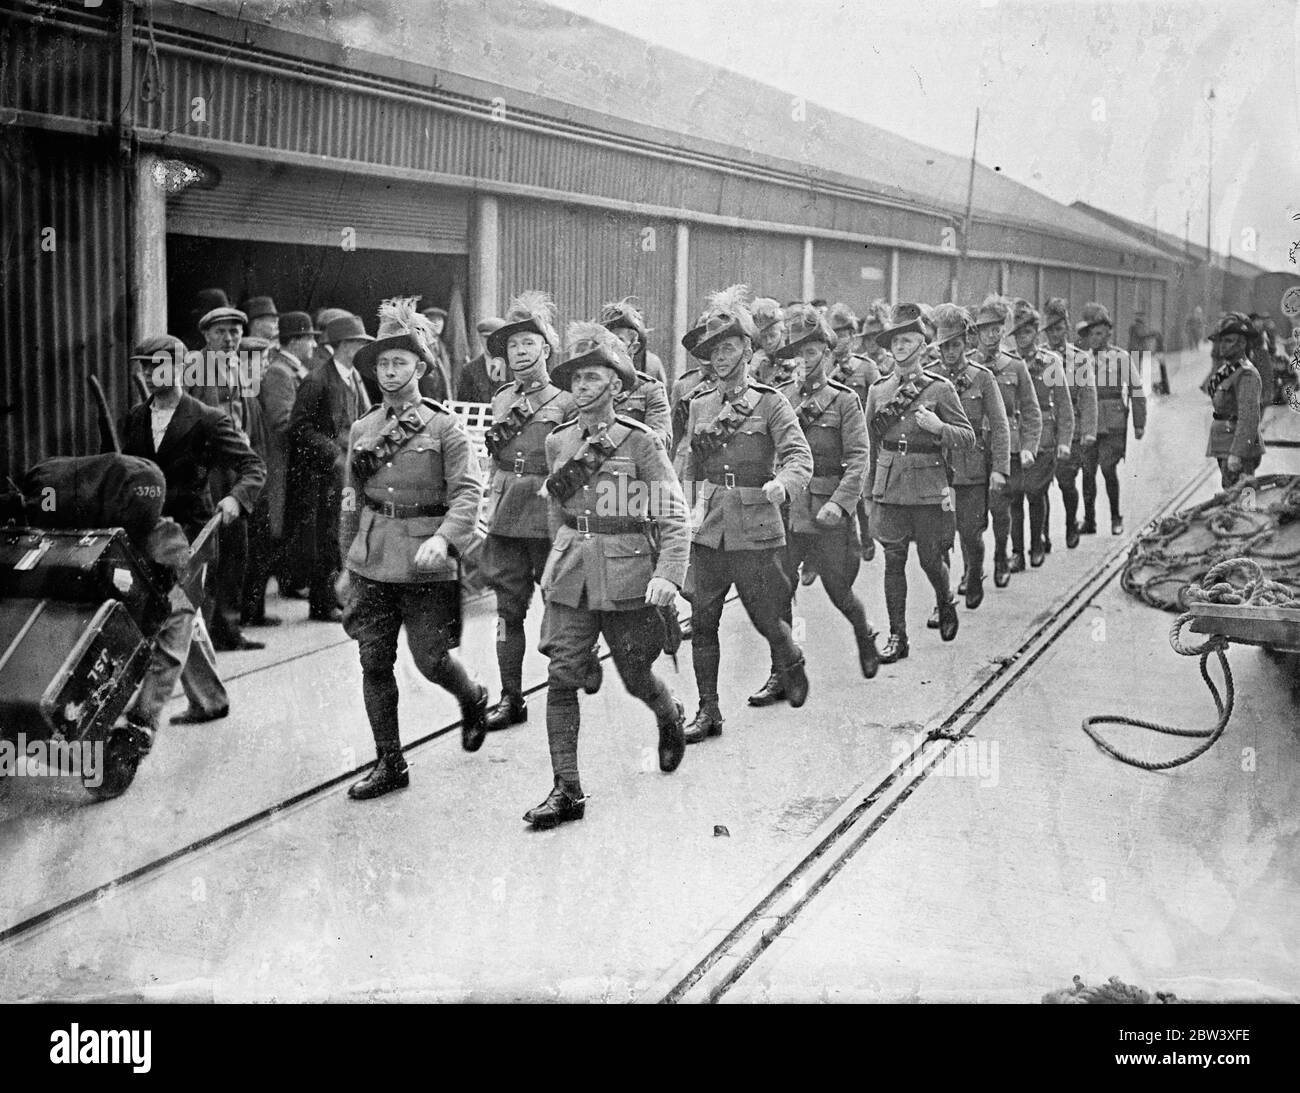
[438, 416, 486, 556]
[933, 382, 977, 450]
[982, 371, 1012, 476]
[768, 395, 813, 494]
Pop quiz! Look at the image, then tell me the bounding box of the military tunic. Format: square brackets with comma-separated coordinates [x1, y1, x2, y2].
[339, 396, 485, 751]
[1053, 341, 1099, 534]
[614, 370, 672, 450]
[864, 368, 976, 636]
[980, 348, 1043, 561]
[1202, 356, 1264, 488]
[1022, 347, 1074, 496]
[829, 354, 880, 407]
[751, 348, 795, 388]
[1083, 341, 1146, 526]
[681, 379, 813, 705]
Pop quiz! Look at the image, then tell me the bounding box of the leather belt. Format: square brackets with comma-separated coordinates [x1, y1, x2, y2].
[364, 497, 449, 519]
[705, 469, 771, 488]
[881, 437, 941, 454]
[562, 512, 651, 535]
[495, 454, 549, 476]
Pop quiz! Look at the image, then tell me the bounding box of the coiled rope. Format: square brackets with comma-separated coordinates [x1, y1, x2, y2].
[1082, 558, 1297, 770]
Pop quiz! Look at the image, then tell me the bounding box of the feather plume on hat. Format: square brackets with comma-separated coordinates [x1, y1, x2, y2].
[704, 283, 752, 316]
[931, 303, 969, 329]
[375, 296, 438, 362]
[504, 289, 557, 327]
[979, 294, 1010, 323]
[566, 319, 632, 368]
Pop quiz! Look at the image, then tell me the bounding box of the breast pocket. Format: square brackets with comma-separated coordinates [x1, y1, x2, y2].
[906, 457, 950, 503]
[739, 492, 784, 542]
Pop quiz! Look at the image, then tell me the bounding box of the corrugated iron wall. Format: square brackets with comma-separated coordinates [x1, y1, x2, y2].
[687, 227, 803, 313]
[496, 200, 676, 364]
[1042, 266, 1071, 309]
[898, 254, 952, 306]
[963, 260, 1001, 305]
[1, 129, 130, 477]
[812, 240, 891, 311]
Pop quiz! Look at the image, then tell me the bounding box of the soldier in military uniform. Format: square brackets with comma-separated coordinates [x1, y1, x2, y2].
[1042, 299, 1098, 549]
[749, 298, 791, 386]
[970, 296, 1042, 586]
[522, 324, 691, 829]
[864, 303, 977, 661]
[598, 298, 672, 448]
[1079, 303, 1145, 535]
[669, 313, 714, 463]
[1006, 300, 1074, 568]
[826, 303, 881, 401]
[337, 300, 489, 800]
[860, 300, 893, 375]
[678, 286, 814, 743]
[1202, 312, 1265, 488]
[479, 292, 579, 732]
[926, 304, 1009, 627]
[764, 305, 880, 686]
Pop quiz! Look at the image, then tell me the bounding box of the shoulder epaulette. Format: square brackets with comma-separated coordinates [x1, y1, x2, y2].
[869, 373, 892, 386]
[967, 361, 993, 376]
[634, 370, 654, 385]
[419, 397, 450, 414]
[685, 382, 716, 400]
[748, 381, 780, 395]
[357, 403, 385, 420]
[677, 367, 701, 381]
[827, 379, 854, 394]
[614, 414, 652, 434]
[551, 417, 579, 433]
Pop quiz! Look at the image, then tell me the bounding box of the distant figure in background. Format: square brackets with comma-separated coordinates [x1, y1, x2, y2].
[289, 313, 374, 622]
[236, 336, 279, 627]
[310, 308, 351, 370]
[241, 296, 279, 346]
[419, 306, 455, 401]
[1184, 305, 1205, 351]
[186, 288, 230, 351]
[258, 311, 316, 599]
[458, 317, 506, 404]
[1202, 312, 1264, 489]
[1126, 311, 1147, 353]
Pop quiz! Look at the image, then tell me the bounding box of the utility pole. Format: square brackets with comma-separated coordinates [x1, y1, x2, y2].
[1205, 87, 1215, 314]
[957, 108, 980, 303]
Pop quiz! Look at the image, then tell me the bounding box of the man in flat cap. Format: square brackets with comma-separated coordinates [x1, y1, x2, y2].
[288, 312, 373, 621]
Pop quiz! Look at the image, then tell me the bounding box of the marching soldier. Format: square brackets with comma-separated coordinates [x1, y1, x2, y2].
[479, 292, 580, 732]
[522, 323, 691, 828]
[971, 296, 1042, 586]
[927, 304, 1009, 625]
[964, 306, 982, 354]
[669, 312, 714, 462]
[337, 300, 489, 800]
[769, 305, 880, 683]
[864, 303, 976, 661]
[827, 303, 881, 401]
[750, 298, 792, 386]
[599, 298, 673, 448]
[1008, 300, 1073, 567]
[860, 300, 894, 375]
[679, 285, 813, 744]
[1042, 298, 1098, 549]
[1202, 311, 1265, 489]
[1079, 302, 1145, 535]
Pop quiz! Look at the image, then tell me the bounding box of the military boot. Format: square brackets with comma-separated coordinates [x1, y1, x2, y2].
[993, 554, 1010, 588]
[779, 654, 810, 708]
[657, 699, 686, 773]
[684, 704, 724, 744]
[926, 606, 941, 629]
[582, 647, 603, 695]
[486, 693, 527, 732]
[878, 632, 910, 663]
[523, 777, 587, 829]
[1008, 552, 1027, 574]
[1065, 521, 1080, 549]
[965, 571, 985, 610]
[747, 672, 786, 707]
[853, 624, 880, 679]
[348, 750, 410, 801]
[460, 684, 490, 753]
[937, 598, 959, 642]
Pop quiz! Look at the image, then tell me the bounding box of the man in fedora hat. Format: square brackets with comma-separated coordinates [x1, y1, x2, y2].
[1079, 302, 1145, 535]
[748, 298, 789, 387]
[309, 307, 352, 371]
[337, 299, 490, 800]
[599, 298, 673, 448]
[478, 292, 579, 734]
[249, 310, 318, 608]
[926, 303, 1008, 623]
[120, 334, 265, 728]
[458, 317, 507, 405]
[289, 312, 373, 621]
[521, 322, 690, 829]
[756, 305, 880, 692]
[1007, 300, 1073, 568]
[863, 303, 976, 661]
[1202, 311, 1264, 488]
[240, 296, 279, 345]
[678, 285, 813, 744]
[970, 295, 1042, 586]
[1042, 298, 1097, 549]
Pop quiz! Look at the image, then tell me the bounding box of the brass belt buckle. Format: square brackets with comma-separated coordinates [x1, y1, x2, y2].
[723, 472, 736, 489]
[513, 454, 526, 476]
[897, 435, 908, 455]
[381, 500, 397, 518]
[575, 515, 590, 535]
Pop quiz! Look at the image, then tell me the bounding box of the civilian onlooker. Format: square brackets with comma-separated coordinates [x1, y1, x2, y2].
[1184, 305, 1205, 350]
[419, 306, 456, 401]
[119, 335, 265, 729]
[241, 296, 279, 345]
[192, 307, 270, 651]
[237, 337, 280, 627]
[310, 308, 352, 370]
[288, 312, 373, 622]
[457, 317, 506, 403]
[187, 288, 230, 351]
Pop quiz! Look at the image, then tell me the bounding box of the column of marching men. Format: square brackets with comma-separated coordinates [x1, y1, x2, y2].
[120, 280, 1182, 828]
[328, 283, 1162, 830]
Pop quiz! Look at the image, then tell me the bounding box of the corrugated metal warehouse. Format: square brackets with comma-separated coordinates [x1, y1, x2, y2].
[0, 0, 1271, 477]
